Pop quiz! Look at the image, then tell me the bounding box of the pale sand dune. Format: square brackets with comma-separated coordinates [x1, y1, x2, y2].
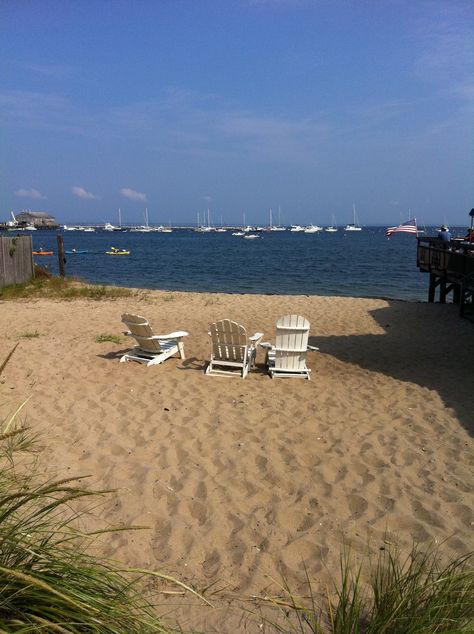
[0, 291, 473, 630]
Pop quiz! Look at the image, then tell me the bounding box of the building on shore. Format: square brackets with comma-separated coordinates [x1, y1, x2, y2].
[14, 210, 58, 229]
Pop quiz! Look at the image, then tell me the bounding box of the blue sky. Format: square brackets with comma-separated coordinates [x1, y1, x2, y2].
[1, 0, 472, 226]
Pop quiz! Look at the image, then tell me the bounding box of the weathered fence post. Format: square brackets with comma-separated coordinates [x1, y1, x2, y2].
[0, 235, 34, 289]
[57, 235, 66, 277]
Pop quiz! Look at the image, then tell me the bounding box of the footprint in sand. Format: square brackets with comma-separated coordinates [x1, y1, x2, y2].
[347, 494, 368, 518]
[202, 548, 221, 578]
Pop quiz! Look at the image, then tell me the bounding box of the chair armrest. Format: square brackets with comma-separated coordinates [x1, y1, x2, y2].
[259, 341, 272, 350]
[307, 345, 319, 351]
[249, 332, 264, 346]
[154, 330, 189, 340]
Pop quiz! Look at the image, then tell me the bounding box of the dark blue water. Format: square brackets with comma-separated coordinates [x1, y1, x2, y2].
[19, 227, 450, 301]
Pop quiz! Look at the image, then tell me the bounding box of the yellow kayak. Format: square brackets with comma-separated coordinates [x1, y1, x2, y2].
[106, 247, 130, 255]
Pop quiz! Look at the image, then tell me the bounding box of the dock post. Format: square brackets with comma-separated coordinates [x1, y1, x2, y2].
[428, 273, 436, 303]
[57, 235, 66, 277]
[439, 278, 447, 303]
[453, 283, 461, 304]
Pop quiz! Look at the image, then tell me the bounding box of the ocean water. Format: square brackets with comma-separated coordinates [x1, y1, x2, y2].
[20, 227, 448, 301]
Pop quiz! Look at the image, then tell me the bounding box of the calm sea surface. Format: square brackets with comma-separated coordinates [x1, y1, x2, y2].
[20, 226, 455, 301]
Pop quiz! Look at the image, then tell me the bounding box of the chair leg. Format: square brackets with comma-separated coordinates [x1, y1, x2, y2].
[177, 341, 186, 359]
[250, 347, 256, 368]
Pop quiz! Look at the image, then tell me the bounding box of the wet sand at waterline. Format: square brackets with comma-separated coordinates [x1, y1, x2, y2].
[0, 291, 473, 630]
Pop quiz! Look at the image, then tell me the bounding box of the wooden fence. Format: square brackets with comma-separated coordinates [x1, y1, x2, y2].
[0, 235, 35, 289]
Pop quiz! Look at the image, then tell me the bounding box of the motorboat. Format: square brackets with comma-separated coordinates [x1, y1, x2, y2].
[304, 225, 323, 233]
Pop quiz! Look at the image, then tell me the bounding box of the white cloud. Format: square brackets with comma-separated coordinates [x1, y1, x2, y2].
[14, 188, 45, 199]
[72, 186, 99, 200]
[120, 187, 147, 202]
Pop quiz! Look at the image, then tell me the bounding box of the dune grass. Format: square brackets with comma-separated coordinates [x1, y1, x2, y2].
[0, 270, 144, 301]
[95, 333, 124, 344]
[17, 330, 41, 339]
[259, 544, 474, 633]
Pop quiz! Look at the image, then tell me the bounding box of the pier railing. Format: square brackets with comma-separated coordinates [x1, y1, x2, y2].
[417, 237, 474, 319]
[417, 237, 474, 277]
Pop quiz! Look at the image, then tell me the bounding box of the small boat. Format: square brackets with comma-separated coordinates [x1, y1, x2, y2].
[33, 250, 53, 256]
[65, 249, 88, 254]
[304, 224, 323, 233]
[106, 247, 130, 255]
[290, 225, 305, 232]
[243, 233, 260, 240]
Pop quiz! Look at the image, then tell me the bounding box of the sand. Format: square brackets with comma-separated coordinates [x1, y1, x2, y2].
[0, 290, 473, 630]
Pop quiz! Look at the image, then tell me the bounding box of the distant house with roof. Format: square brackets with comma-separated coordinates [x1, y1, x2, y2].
[15, 210, 58, 229]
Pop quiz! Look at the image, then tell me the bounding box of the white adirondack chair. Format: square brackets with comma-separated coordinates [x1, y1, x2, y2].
[120, 313, 188, 367]
[206, 319, 264, 378]
[260, 315, 317, 379]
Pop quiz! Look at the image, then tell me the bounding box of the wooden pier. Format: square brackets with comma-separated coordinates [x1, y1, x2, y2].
[417, 237, 474, 321]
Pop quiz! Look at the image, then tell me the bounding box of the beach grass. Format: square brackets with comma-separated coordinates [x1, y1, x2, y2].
[17, 330, 41, 338]
[96, 333, 124, 344]
[259, 544, 474, 633]
[0, 272, 143, 301]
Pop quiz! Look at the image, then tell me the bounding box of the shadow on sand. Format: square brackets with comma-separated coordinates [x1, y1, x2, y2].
[309, 300, 474, 436]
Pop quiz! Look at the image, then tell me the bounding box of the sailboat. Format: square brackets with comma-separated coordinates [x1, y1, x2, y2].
[112, 208, 127, 232]
[345, 205, 362, 232]
[325, 215, 338, 232]
[215, 215, 226, 232]
[131, 208, 153, 232]
[195, 208, 213, 232]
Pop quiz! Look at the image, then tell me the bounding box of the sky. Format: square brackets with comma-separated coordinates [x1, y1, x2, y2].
[1, 0, 473, 227]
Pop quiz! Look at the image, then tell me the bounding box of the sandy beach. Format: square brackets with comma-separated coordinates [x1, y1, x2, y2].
[0, 290, 473, 630]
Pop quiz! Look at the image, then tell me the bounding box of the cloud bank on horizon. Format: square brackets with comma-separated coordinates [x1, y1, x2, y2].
[1, 1, 472, 225]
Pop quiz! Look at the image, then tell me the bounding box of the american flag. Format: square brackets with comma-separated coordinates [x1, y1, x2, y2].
[386, 218, 418, 239]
